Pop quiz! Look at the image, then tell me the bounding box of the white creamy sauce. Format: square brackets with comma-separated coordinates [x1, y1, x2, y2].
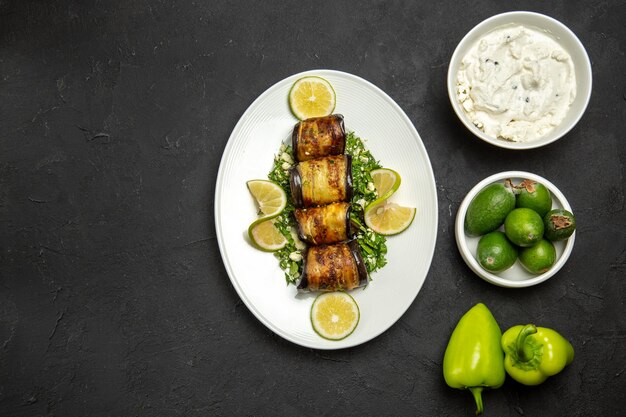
[457, 24, 576, 142]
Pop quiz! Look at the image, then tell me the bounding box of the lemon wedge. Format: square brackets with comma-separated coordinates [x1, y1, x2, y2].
[364, 201, 416, 235]
[248, 217, 288, 252]
[288, 76, 336, 120]
[246, 180, 287, 217]
[370, 168, 401, 202]
[310, 292, 360, 340]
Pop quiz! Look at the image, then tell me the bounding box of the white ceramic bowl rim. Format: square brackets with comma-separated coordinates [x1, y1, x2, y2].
[447, 11, 593, 150]
[455, 171, 576, 288]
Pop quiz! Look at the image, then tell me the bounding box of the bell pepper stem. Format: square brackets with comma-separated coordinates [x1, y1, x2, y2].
[469, 387, 484, 415]
[516, 324, 538, 361]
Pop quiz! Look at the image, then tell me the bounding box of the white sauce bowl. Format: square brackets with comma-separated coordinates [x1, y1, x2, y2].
[447, 11, 592, 149]
[455, 171, 575, 288]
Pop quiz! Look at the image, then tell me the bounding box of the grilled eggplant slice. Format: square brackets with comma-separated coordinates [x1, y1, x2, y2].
[292, 114, 346, 162]
[297, 241, 368, 292]
[290, 155, 353, 208]
[294, 202, 353, 245]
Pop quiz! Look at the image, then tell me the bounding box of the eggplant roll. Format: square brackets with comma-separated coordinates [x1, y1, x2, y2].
[292, 114, 346, 162]
[297, 241, 368, 292]
[290, 155, 353, 208]
[294, 202, 353, 245]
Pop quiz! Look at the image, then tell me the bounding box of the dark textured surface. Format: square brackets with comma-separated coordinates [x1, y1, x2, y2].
[1, 0, 625, 416]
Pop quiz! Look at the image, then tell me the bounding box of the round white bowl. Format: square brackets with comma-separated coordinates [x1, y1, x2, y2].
[455, 171, 576, 287]
[447, 11, 592, 150]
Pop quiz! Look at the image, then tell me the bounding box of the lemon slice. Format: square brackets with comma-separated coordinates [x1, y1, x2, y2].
[364, 201, 416, 235]
[370, 168, 401, 201]
[246, 180, 287, 217]
[288, 76, 336, 120]
[248, 217, 288, 252]
[310, 292, 360, 340]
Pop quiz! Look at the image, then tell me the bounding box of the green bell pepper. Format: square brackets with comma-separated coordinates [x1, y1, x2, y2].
[501, 324, 574, 386]
[443, 303, 505, 415]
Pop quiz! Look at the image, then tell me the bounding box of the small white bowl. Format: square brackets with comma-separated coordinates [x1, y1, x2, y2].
[447, 11, 592, 149]
[455, 171, 575, 287]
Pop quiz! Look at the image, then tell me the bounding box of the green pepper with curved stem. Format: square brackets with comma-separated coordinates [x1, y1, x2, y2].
[443, 303, 505, 415]
[501, 324, 574, 386]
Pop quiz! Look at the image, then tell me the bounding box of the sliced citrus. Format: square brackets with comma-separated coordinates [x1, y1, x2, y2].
[364, 201, 416, 235]
[248, 218, 287, 252]
[288, 76, 336, 120]
[310, 292, 360, 340]
[370, 168, 401, 201]
[246, 180, 287, 217]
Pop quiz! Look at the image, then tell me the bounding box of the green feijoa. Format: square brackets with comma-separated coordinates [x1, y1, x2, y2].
[544, 209, 576, 241]
[519, 239, 557, 274]
[465, 182, 516, 237]
[476, 231, 518, 273]
[515, 179, 553, 217]
[504, 208, 544, 247]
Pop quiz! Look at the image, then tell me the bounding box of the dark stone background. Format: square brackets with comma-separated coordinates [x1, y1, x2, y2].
[1, 0, 624, 416]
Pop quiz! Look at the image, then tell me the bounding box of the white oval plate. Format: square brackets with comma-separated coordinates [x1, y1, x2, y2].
[215, 70, 438, 349]
[455, 171, 575, 287]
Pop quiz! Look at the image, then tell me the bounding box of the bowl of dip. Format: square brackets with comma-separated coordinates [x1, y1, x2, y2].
[447, 11, 592, 149]
[455, 171, 576, 288]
